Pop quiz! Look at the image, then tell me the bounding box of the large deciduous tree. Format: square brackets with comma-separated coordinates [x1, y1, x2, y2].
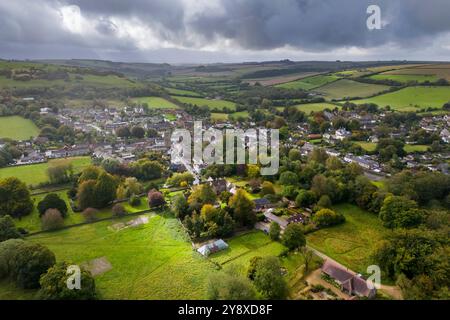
[0, 177, 33, 218]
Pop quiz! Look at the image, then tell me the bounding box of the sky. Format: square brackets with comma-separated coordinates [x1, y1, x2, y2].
[1, 0, 450, 64]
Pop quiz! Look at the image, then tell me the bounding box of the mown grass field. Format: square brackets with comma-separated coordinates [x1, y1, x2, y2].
[276, 103, 340, 114]
[18, 213, 216, 299]
[131, 96, 179, 109]
[171, 96, 236, 111]
[315, 79, 390, 100]
[350, 86, 450, 111]
[0, 156, 91, 187]
[276, 75, 339, 90]
[306, 204, 389, 274]
[0, 116, 40, 140]
[369, 73, 438, 83]
[210, 231, 286, 268]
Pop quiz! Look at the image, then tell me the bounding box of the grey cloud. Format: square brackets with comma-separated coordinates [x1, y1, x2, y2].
[0, 0, 449, 62]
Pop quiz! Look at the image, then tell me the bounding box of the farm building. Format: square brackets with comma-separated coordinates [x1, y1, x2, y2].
[321, 260, 376, 299]
[197, 239, 229, 257]
[263, 209, 288, 229]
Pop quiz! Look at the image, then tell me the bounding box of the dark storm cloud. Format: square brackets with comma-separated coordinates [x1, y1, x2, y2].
[0, 0, 449, 62]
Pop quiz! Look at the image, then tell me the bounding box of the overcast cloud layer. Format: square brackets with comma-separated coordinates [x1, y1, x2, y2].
[1, 0, 450, 63]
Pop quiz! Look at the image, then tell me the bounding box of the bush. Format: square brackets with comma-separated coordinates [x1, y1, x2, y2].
[128, 195, 141, 207]
[38, 261, 97, 300]
[148, 189, 166, 208]
[112, 204, 127, 217]
[313, 209, 345, 227]
[269, 222, 281, 241]
[261, 181, 275, 196]
[316, 195, 332, 209]
[0, 215, 22, 242]
[41, 209, 64, 231]
[37, 193, 68, 217]
[82, 208, 98, 222]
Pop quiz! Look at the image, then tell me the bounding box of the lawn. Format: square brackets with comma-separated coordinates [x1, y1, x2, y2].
[15, 213, 216, 299]
[0, 116, 40, 140]
[131, 97, 179, 109]
[210, 231, 286, 267]
[350, 86, 450, 111]
[315, 79, 390, 100]
[0, 156, 91, 187]
[276, 75, 339, 90]
[172, 96, 236, 112]
[404, 144, 429, 153]
[306, 204, 389, 274]
[355, 141, 377, 152]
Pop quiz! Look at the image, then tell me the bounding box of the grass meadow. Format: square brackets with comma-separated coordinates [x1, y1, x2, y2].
[315, 79, 390, 100]
[306, 204, 389, 274]
[0, 116, 40, 140]
[131, 97, 180, 109]
[0, 156, 91, 187]
[171, 96, 236, 111]
[350, 86, 450, 111]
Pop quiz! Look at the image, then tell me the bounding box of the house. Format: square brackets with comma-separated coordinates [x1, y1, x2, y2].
[253, 198, 272, 211]
[210, 179, 228, 195]
[263, 209, 288, 229]
[321, 260, 376, 299]
[197, 239, 228, 257]
[440, 129, 450, 143]
[334, 128, 351, 141]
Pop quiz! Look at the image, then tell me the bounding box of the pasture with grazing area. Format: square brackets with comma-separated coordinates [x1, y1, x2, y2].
[172, 96, 236, 111]
[369, 73, 438, 83]
[0, 116, 40, 140]
[306, 204, 389, 274]
[131, 97, 179, 109]
[276, 103, 340, 114]
[0, 156, 91, 187]
[276, 75, 339, 90]
[350, 86, 450, 111]
[315, 79, 390, 100]
[16, 213, 217, 299]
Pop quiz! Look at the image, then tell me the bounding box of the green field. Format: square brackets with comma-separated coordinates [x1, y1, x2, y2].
[0, 116, 40, 140]
[20, 213, 216, 299]
[165, 87, 203, 97]
[131, 97, 179, 109]
[369, 73, 438, 83]
[306, 204, 389, 274]
[316, 79, 390, 100]
[355, 141, 377, 152]
[276, 103, 339, 114]
[14, 190, 149, 233]
[350, 86, 450, 111]
[0, 156, 91, 187]
[230, 111, 250, 119]
[210, 231, 286, 268]
[276, 75, 339, 90]
[404, 144, 429, 153]
[210, 113, 229, 121]
[0, 74, 138, 89]
[172, 96, 236, 111]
